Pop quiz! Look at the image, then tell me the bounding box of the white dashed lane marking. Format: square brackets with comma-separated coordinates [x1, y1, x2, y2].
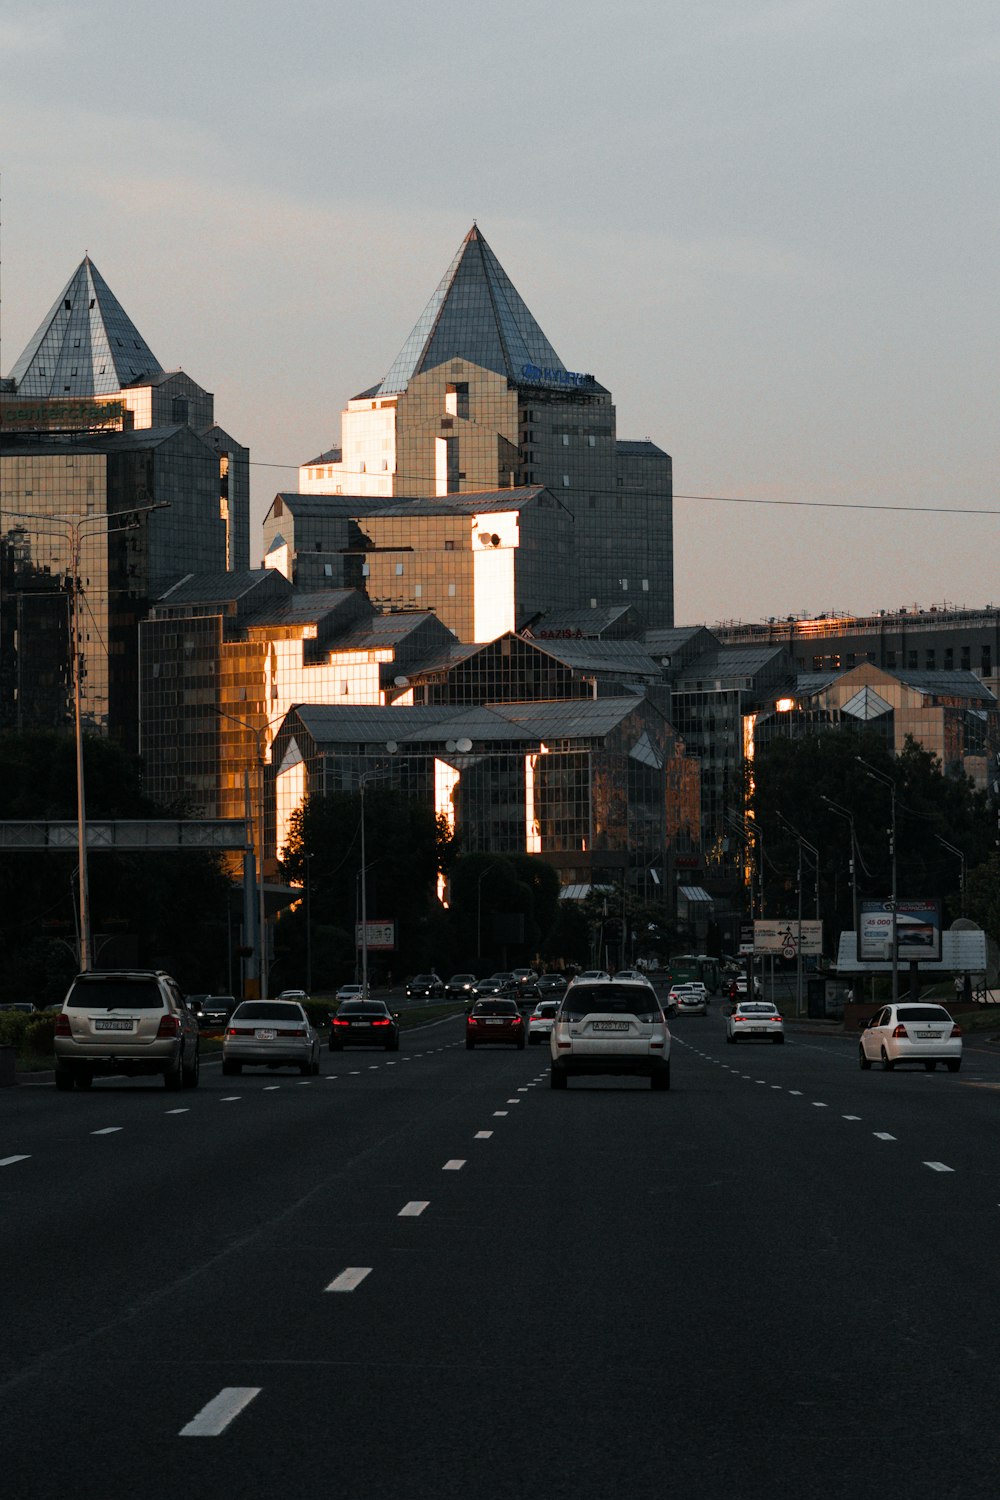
[924, 1161, 955, 1173]
[398, 1201, 429, 1217]
[0, 1155, 30, 1167]
[220, 1097, 240, 1103]
[326, 1267, 373, 1292]
[443, 1159, 465, 1171]
[166, 1108, 189, 1115]
[789, 1091, 803, 1096]
[812, 1102, 828, 1108]
[475, 1131, 493, 1139]
[874, 1132, 896, 1141]
[91, 1127, 122, 1135]
[493, 1111, 508, 1117]
[179, 1387, 261, 1438]
[263, 1086, 280, 1091]
[843, 1114, 862, 1121]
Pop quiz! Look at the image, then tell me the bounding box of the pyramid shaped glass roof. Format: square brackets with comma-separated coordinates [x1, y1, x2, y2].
[376, 225, 567, 395]
[7, 257, 163, 398]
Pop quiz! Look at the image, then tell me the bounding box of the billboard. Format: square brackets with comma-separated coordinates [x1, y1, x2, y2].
[753, 920, 823, 957]
[858, 900, 942, 963]
[354, 920, 396, 951]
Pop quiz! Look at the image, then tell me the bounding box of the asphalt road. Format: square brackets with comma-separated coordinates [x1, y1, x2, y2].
[4, 1011, 1000, 1499]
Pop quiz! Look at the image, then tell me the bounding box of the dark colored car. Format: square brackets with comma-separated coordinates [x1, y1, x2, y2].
[511, 968, 539, 1003]
[535, 973, 568, 998]
[199, 995, 237, 1028]
[445, 973, 477, 1000]
[406, 973, 444, 999]
[466, 998, 525, 1050]
[330, 1000, 400, 1051]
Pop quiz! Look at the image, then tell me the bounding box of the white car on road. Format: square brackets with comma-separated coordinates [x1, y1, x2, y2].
[550, 979, 671, 1089]
[859, 1003, 962, 1072]
[725, 1000, 784, 1044]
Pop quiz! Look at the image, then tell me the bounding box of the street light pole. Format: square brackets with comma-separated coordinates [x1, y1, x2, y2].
[216, 706, 286, 999]
[935, 835, 966, 917]
[776, 812, 819, 1016]
[857, 757, 898, 1005]
[8, 503, 163, 972]
[821, 795, 859, 939]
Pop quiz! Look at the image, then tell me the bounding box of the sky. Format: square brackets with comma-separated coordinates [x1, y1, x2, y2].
[2, 0, 997, 628]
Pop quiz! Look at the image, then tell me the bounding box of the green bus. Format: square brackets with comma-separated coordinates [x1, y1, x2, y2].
[667, 953, 721, 995]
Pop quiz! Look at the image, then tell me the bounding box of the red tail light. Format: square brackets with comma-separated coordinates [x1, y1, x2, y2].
[371, 1018, 390, 1027]
[951, 1023, 963, 1037]
[332, 1018, 351, 1027]
[512, 1015, 522, 1025]
[734, 1014, 745, 1023]
[892, 1024, 907, 1038]
[156, 1014, 180, 1038]
[227, 1026, 253, 1036]
[55, 1012, 71, 1036]
[770, 1016, 782, 1023]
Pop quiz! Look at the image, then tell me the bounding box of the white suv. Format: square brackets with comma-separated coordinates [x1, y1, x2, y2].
[54, 969, 201, 1092]
[550, 979, 671, 1090]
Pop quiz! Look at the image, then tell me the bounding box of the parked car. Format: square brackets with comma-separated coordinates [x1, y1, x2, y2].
[445, 973, 478, 1000]
[859, 1003, 962, 1072]
[725, 1000, 784, 1044]
[528, 999, 561, 1044]
[406, 974, 444, 999]
[330, 1000, 400, 1051]
[222, 1000, 320, 1075]
[550, 979, 670, 1090]
[466, 998, 525, 1049]
[0, 1001, 37, 1013]
[54, 969, 201, 1091]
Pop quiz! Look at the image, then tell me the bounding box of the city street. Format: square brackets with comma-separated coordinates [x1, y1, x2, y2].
[3, 1010, 1000, 1499]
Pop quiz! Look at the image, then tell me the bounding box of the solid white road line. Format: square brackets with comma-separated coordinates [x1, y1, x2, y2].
[924, 1161, 954, 1173]
[165, 1108, 189, 1115]
[443, 1159, 466, 1171]
[873, 1132, 896, 1141]
[91, 1127, 122, 1135]
[179, 1386, 262, 1437]
[0, 1155, 30, 1167]
[326, 1267, 373, 1292]
[399, 1201, 429, 1217]
[474, 1131, 493, 1139]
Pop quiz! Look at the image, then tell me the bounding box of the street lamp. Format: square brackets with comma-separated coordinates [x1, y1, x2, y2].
[821, 795, 860, 937]
[856, 756, 898, 1004]
[776, 811, 819, 1017]
[934, 835, 966, 917]
[215, 706, 287, 999]
[8, 503, 163, 971]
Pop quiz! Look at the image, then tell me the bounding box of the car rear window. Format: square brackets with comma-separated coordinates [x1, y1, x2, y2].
[65, 976, 164, 1009]
[560, 985, 662, 1020]
[536, 1003, 559, 1016]
[737, 1003, 777, 1014]
[473, 1002, 518, 1016]
[897, 1005, 951, 1021]
[339, 1003, 390, 1016]
[232, 1002, 304, 1021]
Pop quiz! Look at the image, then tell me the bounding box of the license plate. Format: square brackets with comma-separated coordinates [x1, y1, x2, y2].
[355, 1021, 371, 1028]
[916, 1030, 938, 1039]
[95, 1019, 132, 1031]
[255, 1028, 277, 1040]
[486, 1019, 504, 1025]
[593, 1021, 629, 1032]
[748, 1026, 767, 1033]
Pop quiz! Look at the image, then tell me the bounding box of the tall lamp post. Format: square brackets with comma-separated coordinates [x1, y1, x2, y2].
[776, 812, 819, 1017]
[216, 707, 286, 999]
[821, 795, 860, 938]
[9, 504, 163, 971]
[935, 835, 966, 917]
[856, 756, 898, 1005]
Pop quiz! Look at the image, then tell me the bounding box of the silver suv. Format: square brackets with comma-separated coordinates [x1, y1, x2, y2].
[54, 969, 201, 1092]
[550, 979, 671, 1090]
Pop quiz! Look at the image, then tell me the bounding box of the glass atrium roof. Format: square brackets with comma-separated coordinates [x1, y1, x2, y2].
[7, 256, 163, 397]
[376, 225, 566, 395]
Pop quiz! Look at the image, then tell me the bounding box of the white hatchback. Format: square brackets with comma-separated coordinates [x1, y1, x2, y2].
[550, 980, 671, 1089]
[859, 1003, 962, 1072]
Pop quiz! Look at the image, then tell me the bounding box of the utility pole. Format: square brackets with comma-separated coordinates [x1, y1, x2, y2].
[857, 757, 898, 1005]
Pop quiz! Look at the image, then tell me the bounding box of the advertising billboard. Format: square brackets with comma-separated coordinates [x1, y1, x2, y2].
[354, 920, 396, 951]
[753, 920, 823, 956]
[858, 900, 942, 963]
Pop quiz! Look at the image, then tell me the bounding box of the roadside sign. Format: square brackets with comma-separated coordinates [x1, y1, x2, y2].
[355, 919, 396, 951]
[754, 920, 822, 956]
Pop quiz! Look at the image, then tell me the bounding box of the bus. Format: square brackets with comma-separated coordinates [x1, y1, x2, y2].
[667, 953, 721, 995]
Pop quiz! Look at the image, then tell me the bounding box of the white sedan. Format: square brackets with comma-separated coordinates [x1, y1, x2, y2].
[859, 1003, 962, 1072]
[725, 1000, 784, 1044]
[670, 983, 708, 1016]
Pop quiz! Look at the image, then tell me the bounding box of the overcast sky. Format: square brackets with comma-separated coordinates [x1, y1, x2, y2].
[2, 0, 997, 627]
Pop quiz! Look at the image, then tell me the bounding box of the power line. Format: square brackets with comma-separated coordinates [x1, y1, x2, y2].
[245, 459, 999, 516]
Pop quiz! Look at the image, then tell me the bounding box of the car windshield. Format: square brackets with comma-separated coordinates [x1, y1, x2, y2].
[340, 1003, 390, 1016]
[473, 1002, 518, 1016]
[896, 1005, 951, 1021]
[451, 975, 475, 982]
[232, 1002, 304, 1022]
[66, 976, 164, 1010]
[412, 975, 436, 984]
[560, 985, 662, 1021]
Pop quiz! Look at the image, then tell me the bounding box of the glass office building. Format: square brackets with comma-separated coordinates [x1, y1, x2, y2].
[297, 226, 673, 628]
[0, 256, 250, 745]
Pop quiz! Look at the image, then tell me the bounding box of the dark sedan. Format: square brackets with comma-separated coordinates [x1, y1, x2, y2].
[406, 973, 444, 999]
[330, 1000, 400, 1051]
[466, 998, 525, 1050]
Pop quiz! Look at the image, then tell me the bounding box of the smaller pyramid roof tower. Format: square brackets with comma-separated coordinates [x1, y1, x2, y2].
[376, 225, 567, 396]
[7, 257, 163, 398]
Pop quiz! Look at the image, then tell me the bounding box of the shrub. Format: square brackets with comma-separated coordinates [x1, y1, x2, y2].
[24, 1014, 56, 1057]
[0, 1010, 30, 1049]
